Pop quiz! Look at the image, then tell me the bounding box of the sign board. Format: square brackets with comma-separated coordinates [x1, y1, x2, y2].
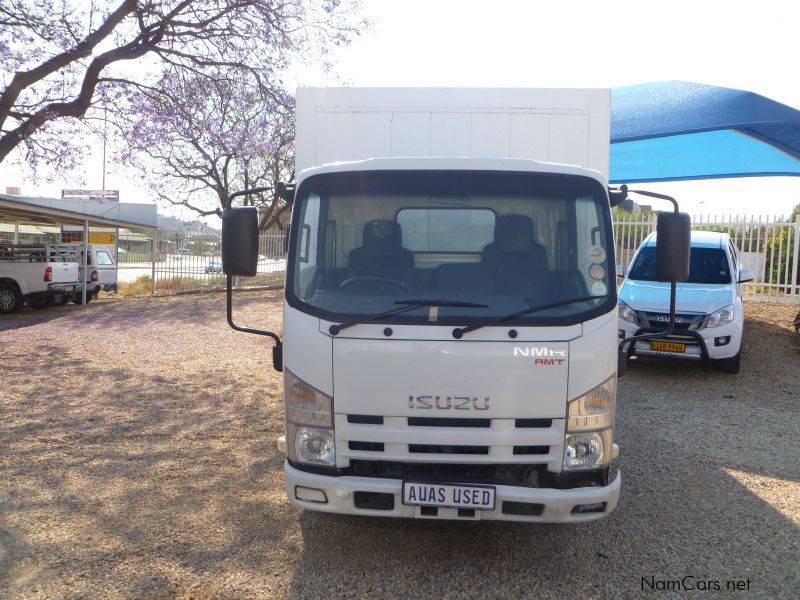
[61, 189, 119, 203]
[89, 232, 116, 245]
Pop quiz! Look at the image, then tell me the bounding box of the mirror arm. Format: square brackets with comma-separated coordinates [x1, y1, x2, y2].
[226, 274, 284, 371]
[229, 186, 273, 206]
[626, 188, 680, 214]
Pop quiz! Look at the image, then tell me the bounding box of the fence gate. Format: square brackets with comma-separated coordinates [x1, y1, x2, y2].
[613, 211, 800, 304]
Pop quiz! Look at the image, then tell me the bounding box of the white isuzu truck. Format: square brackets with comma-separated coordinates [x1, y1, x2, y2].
[221, 88, 690, 522]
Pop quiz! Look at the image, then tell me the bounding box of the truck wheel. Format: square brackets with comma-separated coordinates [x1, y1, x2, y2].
[711, 351, 741, 374]
[0, 283, 23, 314]
[29, 295, 53, 310]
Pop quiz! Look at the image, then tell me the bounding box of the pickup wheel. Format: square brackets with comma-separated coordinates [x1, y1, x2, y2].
[711, 351, 741, 374]
[71, 292, 93, 305]
[29, 295, 53, 310]
[0, 283, 23, 314]
[52, 293, 70, 306]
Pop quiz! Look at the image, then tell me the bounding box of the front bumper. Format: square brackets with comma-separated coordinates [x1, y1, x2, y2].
[284, 461, 621, 522]
[619, 320, 740, 361]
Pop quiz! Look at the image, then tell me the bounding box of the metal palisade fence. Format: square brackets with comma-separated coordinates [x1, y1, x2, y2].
[117, 232, 286, 296]
[120, 214, 800, 303]
[613, 210, 800, 303]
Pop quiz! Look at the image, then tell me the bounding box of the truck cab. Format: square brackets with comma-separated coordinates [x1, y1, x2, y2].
[278, 157, 621, 521]
[222, 87, 692, 523]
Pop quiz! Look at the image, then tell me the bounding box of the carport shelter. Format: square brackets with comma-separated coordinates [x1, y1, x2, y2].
[610, 80, 800, 183]
[0, 192, 156, 304]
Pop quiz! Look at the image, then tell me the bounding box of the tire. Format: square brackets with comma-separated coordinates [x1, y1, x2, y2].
[29, 295, 53, 310]
[71, 292, 93, 305]
[711, 351, 741, 374]
[0, 283, 23, 314]
[52, 293, 70, 306]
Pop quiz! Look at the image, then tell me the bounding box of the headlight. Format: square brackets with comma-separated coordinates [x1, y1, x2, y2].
[563, 375, 615, 470]
[706, 305, 734, 328]
[285, 368, 333, 427]
[287, 423, 336, 466]
[284, 369, 335, 466]
[618, 301, 638, 324]
[564, 430, 613, 470]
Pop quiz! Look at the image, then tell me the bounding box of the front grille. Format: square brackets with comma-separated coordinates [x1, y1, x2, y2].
[290, 459, 610, 490]
[408, 417, 491, 428]
[515, 418, 553, 428]
[349, 441, 385, 452]
[409, 444, 489, 455]
[348, 414, 384, 425]
[512, 445, 550, 455]
[346, 460, 546, 487]
[338, 414, 563, 467]
[639, 312, 707, 330]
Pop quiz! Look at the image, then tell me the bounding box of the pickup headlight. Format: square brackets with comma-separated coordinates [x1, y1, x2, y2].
[563, 375, 615, 470]
[284, 369, 335, 466]
[618, 301, 638, 324]
[706, 305, 734, 328]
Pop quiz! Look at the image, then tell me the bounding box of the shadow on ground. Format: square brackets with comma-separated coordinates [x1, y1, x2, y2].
[1, 296, 797, 598]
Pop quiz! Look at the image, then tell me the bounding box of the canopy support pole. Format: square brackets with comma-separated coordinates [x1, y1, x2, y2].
[82, 220, 88, 305]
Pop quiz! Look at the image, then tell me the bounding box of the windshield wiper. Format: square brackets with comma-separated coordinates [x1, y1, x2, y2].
[329, 299, 489, 335]
[451, 295, 609, 339]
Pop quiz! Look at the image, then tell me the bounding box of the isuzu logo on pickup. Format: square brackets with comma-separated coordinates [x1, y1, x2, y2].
[408, 395, 491, 410]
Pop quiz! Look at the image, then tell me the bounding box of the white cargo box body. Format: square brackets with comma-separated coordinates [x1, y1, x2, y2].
[295, 87, 610, 177]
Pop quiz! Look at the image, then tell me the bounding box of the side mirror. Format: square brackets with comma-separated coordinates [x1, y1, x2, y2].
[222, 207, 259, 276]
[738, 268, 754, 283]
[655, 211, 691, 282]
[616, 263, 625, 278]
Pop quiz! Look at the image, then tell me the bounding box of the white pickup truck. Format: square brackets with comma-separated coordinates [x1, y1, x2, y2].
[0, 244, 81, 313]
[64, 244, 118, 304]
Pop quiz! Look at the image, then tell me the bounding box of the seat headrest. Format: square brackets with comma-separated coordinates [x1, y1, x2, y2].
[362, 220, 403, 250]
[494, 215, 536, 252]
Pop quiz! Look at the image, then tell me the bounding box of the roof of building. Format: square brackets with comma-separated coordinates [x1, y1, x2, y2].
[0, 193, 157, 231]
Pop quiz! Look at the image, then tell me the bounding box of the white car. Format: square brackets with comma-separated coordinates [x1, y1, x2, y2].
[618, 231, 752, 373]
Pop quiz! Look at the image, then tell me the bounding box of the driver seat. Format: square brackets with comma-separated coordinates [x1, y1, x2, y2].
[347, 220, 415, 285]
[482, 215, 548, 297]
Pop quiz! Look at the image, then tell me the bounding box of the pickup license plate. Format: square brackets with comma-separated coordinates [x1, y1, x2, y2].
[650, 341, 686, 352]
[402, 481, 496, 510]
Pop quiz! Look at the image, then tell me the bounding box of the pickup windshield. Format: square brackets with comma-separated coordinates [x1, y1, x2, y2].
[287, 170, 615, 326]
[628, 247, 732, 284]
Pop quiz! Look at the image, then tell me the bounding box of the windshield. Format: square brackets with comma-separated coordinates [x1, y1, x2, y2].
[628, 246, 732, 284]
[287, 170, 615, 326]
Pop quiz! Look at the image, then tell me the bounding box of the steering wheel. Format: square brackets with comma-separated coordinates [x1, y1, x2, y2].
[338, 277, 409, 291]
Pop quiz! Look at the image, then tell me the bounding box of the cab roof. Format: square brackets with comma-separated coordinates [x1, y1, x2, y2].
[296, 157, 608, 188]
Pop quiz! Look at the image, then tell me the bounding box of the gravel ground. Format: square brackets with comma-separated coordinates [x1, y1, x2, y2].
[1, 294, 798, 599]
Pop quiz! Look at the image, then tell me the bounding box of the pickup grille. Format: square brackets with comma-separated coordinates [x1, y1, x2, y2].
[338, 414, 563, 469]
[639, 312, 707, 330]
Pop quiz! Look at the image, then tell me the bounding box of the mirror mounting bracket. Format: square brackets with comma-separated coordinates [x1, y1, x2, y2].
[226, 275, 284, 371]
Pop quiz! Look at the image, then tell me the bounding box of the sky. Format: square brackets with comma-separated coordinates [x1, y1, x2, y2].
[2, 0, 799, 220]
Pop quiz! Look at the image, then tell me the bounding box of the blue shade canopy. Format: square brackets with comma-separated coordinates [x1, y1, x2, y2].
[610, 81, 800, 183]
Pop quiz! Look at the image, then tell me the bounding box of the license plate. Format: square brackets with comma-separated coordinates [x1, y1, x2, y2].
[650, 341, 686, 352]
[402, 481, 496, 510]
